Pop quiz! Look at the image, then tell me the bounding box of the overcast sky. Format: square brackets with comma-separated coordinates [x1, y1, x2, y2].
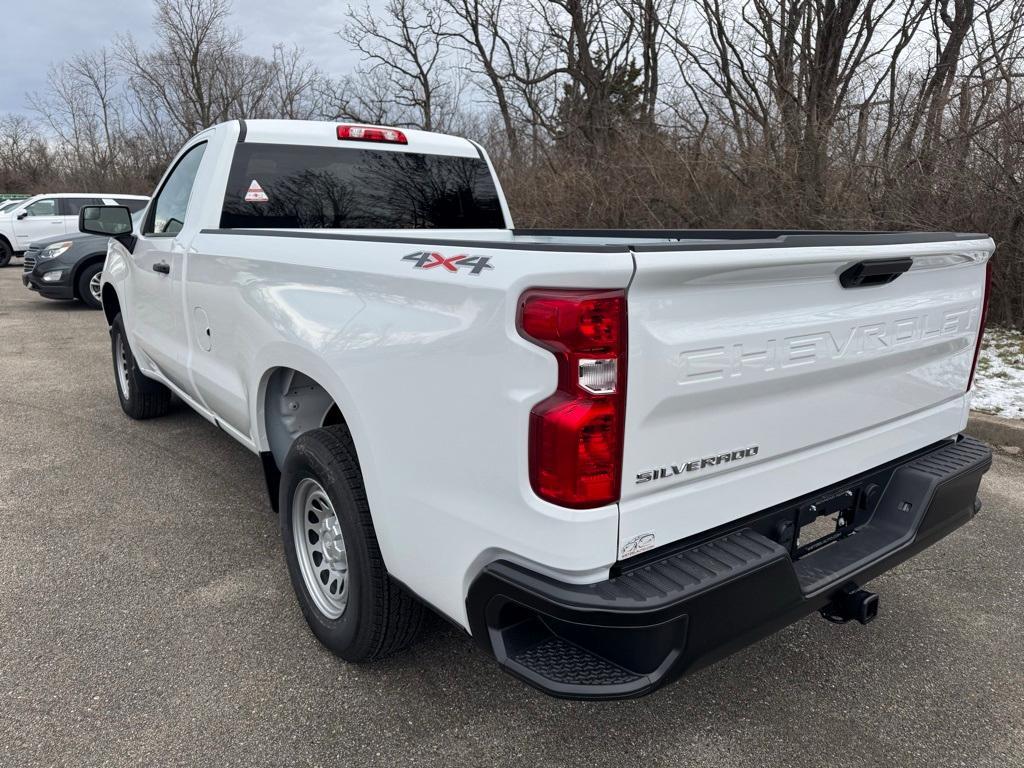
[0, 0, 374, 115]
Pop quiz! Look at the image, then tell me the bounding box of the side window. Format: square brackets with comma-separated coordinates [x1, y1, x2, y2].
[24, 198, 58, 217]
[62, 197, 102, 216]
[145, 142, 207, 236]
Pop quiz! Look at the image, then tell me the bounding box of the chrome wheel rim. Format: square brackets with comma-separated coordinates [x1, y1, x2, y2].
[114, 332, 130, 401]
[89, 271, 103, 303]
[292, 478, 349, 619]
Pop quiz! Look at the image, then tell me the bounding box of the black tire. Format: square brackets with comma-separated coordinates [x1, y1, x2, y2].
[0, 240, 11, 267]
[77, 262, 104, 309]
[110, 314, 172, 419]
[280, 425, 424, 662]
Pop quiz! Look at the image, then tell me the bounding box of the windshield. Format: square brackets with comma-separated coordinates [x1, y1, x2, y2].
[0, 200, 22, 213]
[220, 143, 505, 230]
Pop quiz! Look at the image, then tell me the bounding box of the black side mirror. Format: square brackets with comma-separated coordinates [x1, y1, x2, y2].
[79, 205, 136, 251]
[16, 211, 27, 220]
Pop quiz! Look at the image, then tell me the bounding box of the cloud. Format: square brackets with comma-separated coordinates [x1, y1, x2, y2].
[0, 0, 376, 116]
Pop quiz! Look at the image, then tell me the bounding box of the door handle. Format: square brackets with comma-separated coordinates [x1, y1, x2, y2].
[153, 261, 171, 275]
[839, 258, 913, 288]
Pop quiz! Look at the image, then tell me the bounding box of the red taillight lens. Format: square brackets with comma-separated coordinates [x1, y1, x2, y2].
[337, 124, 408, 144]
[967, 258, 994, 392]
[518, 289, 626, 508]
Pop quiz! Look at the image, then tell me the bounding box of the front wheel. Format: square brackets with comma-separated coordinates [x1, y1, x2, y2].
[110, 314, 172, 419]
[280, 425, 424, 662]
[0, 240, 11, 268]
[77, 262, 104, 309]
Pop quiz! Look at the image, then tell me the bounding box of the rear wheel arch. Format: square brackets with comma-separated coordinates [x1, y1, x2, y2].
[259, 366, 358, 512]
[263, 367, 346, 468]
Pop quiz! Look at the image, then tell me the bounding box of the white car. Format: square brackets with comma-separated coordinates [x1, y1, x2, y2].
[0, 193, 148, 267]
[81, 119, 994, 699]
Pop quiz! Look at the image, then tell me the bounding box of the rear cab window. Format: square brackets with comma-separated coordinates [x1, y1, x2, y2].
[220, 144, 505, 230]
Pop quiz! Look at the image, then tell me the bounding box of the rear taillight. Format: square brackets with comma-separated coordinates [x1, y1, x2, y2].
[518, 289, 627, 508]
[967, 258, 994, 392]
[337, 124, 408, 144]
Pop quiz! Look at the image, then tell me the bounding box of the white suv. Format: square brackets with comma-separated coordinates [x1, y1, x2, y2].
[0, 193, 148, 266]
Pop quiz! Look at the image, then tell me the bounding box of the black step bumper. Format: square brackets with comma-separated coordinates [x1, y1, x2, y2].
[466, 436, 992, 699]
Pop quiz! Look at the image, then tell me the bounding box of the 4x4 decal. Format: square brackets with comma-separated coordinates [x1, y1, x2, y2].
[402, 251, 494, 275]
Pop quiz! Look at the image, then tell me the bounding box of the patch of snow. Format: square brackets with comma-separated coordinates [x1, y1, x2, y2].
[970, 326, 1024, 420]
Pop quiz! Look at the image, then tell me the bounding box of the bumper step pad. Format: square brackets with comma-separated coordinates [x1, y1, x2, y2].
[591, 530, 784, 604]
[510, 637, 642, 687]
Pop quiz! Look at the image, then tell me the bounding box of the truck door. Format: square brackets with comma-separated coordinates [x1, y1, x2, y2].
[127, 141, 208, 398]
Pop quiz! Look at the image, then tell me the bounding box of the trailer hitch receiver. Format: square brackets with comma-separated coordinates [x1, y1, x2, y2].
[820, 585, 879, 625]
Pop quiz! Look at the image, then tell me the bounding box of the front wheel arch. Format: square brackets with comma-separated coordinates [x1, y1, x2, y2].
[101, 284, 121, 327]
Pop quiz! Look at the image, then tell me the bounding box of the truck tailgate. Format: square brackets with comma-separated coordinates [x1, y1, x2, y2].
[618, 236, 993, 559]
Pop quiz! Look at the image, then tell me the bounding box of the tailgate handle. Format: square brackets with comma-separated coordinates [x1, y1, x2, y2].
[839, 258, 912, 288]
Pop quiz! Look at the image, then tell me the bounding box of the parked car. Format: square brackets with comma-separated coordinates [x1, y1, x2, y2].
[22, 207, 148, 309]
[0, 193, 148, 267]
[81, 119, 994, 700]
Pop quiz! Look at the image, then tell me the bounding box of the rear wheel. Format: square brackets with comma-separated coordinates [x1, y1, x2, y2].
[280, 425, 425, 661]
[77, 262, 104, 309]
[110, 314, 172, 419]
[0, 240, 11, 267]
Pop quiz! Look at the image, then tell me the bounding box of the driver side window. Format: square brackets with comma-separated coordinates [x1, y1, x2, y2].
[25, 198, 57, 217]
[145, 142, 207, 236]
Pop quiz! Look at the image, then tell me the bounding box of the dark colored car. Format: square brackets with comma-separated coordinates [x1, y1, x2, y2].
[21, 207, 146, 309]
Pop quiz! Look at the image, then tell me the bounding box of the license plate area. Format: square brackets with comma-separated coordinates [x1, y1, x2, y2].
[793, 486, 862, 558]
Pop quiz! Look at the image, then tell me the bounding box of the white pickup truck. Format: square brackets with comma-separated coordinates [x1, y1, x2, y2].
[81, 119, 994, 699]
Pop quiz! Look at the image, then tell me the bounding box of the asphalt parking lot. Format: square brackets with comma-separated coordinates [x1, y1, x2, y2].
[1, 265, 1022, 768]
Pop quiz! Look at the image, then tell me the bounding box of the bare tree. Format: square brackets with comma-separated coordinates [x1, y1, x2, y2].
[28, 49, 129, 185]
[271, 45, 337, 120]
[119, 0, 275, 140]
[0, 116, 51, 190]
[442, 0, 521, 156]
[342, 0, 458, 131]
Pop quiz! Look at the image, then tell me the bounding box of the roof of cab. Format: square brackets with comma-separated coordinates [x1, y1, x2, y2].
[234, 119, 482, 158]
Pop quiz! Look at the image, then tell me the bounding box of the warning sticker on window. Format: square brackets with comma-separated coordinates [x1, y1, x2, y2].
[244, 179, 269, 203]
